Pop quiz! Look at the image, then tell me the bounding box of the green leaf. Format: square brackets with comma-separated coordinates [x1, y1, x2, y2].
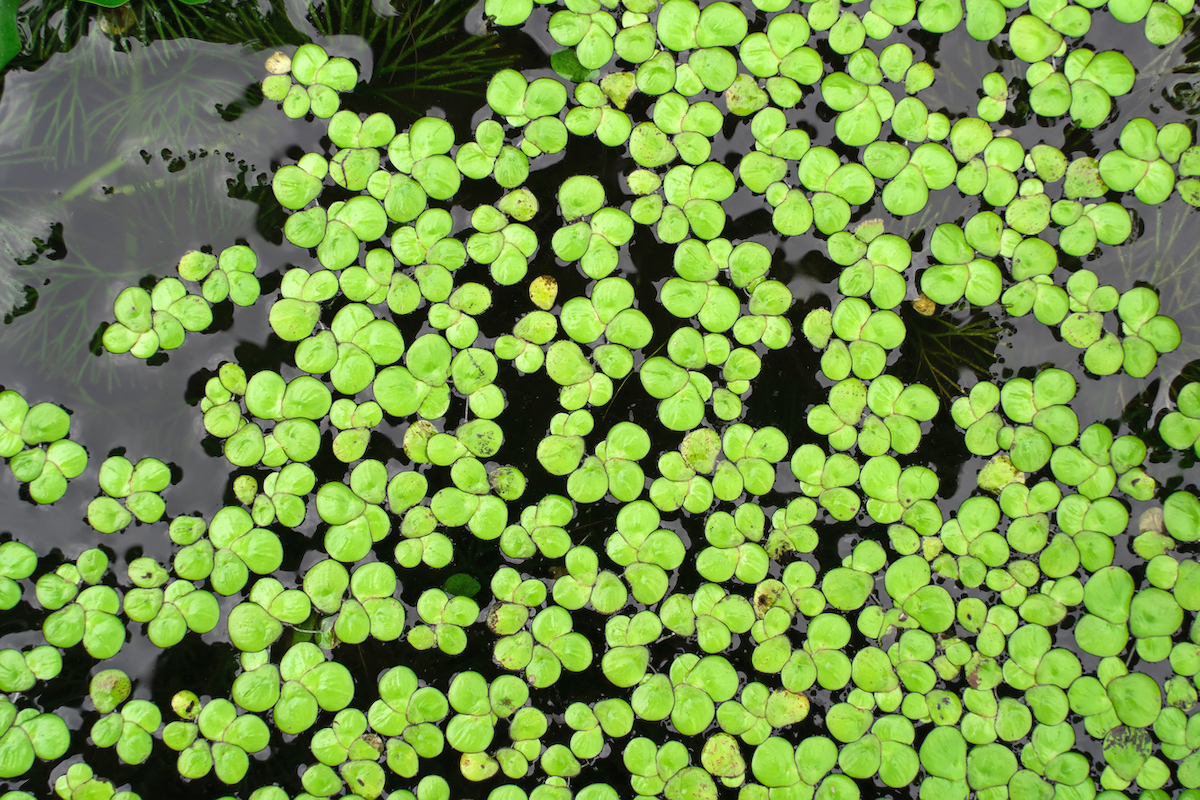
[20, 404, 69, 446]
[1107, 673, 1161, 728]
[0, 0, 19, 72]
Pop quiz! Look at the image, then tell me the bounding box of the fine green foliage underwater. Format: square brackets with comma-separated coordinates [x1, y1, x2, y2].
[9, 0, 1200, 798]
[0, 0, 510, 385]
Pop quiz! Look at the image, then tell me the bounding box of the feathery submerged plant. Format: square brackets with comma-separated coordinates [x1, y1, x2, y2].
[900, 308, 1003, 399]
[0, 0, 515, 388]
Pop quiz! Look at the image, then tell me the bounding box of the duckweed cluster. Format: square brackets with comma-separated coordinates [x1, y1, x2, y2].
[5, 0, 1200, 797]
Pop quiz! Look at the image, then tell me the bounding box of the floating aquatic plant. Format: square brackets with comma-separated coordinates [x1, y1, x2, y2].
[0, 390, 86, 504]
[9, 0, 1200, 791]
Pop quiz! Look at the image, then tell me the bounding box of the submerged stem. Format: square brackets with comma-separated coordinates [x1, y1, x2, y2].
[58, 154, 127, 203]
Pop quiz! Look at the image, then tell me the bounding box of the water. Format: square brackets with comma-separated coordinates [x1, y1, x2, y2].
[3, 0, 1200, 798]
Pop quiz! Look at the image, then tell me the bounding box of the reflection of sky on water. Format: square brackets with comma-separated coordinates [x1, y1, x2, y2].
[0, 37, 307, 557]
